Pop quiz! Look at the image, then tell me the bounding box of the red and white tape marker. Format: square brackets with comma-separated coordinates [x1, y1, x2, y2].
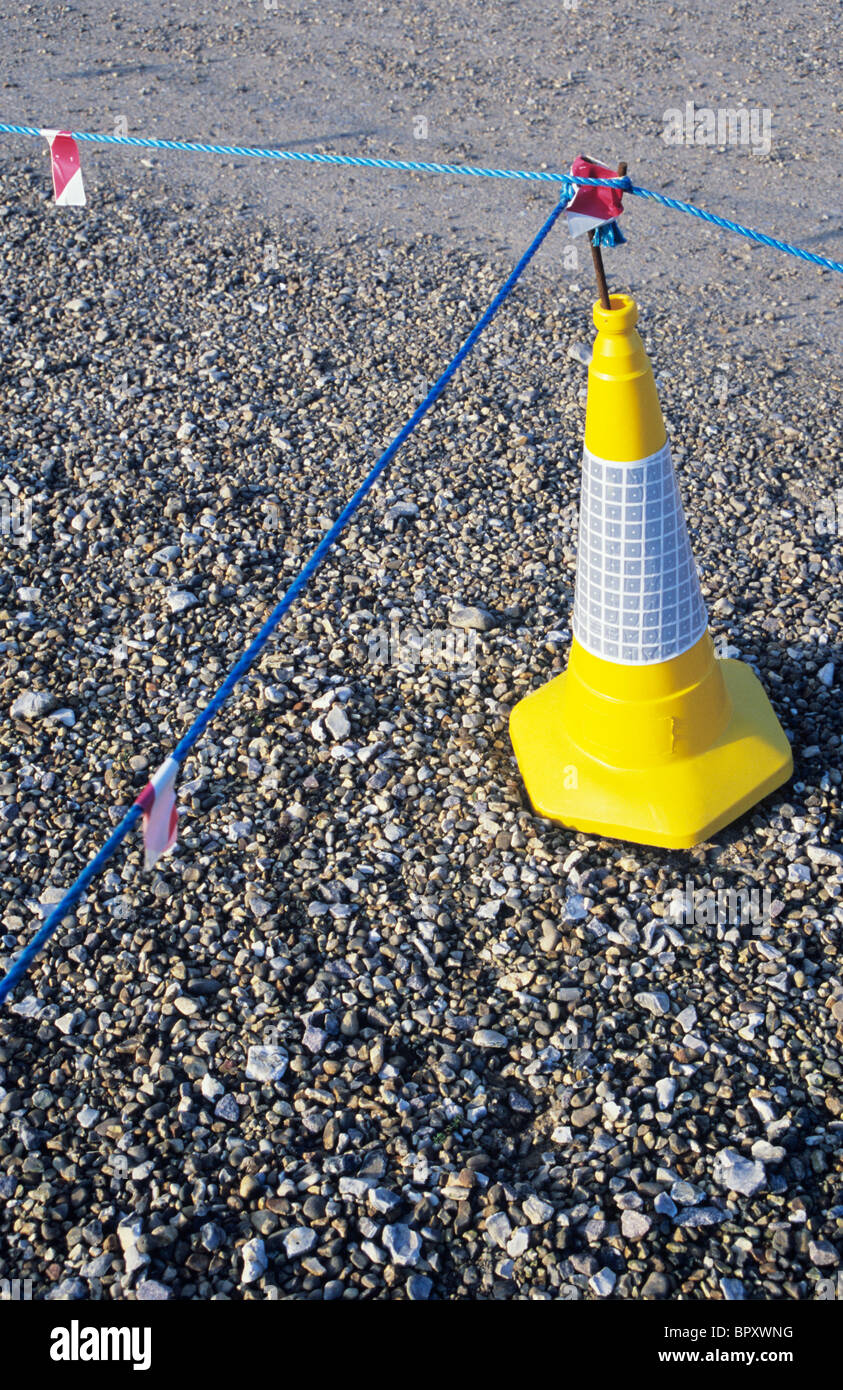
[565, 154, 624, 237]
[41, 129, 86, 206]
[135, 757, 179, 869]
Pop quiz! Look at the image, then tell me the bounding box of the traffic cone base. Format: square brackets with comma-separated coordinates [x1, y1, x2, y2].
[510, 634, 793, 849]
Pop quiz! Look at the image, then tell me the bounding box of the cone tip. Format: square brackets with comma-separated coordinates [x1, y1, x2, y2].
[593, 293, 638, 334]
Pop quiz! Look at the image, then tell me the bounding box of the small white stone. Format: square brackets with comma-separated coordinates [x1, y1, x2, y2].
[506, 1226, 530, 1258]
[241, 1237, 267, 1285]
[551, 1124, 573, 1145]
[246, 1045, 288, 1083]
[751, 1139, 785, 1164]
[386, 500, 420, 521]
[634, 990, 671, 1016]
[589, 1267, 617, 1297]
[284, 1227, 318, 1258]
[45, 708, 76, 727]
[788, 862, 812, 883]
[522, 1195, 554, 1225]
[714, 1147, 766, 1196]
[324, 704, 351, 740]
[485, 1212, 512, 1249]
[621, 1210, 652, 1240]
[656, 1077, 677, 1109]
[806, 843, 843, 868]
[382, 1224, 422, 1266]
[654, 1192, 677, 1217]
[118, 1217, 143, 1251]
[124, 1246, 150, 1278]
[567, 341, 592, 366]
[10, 690, 57, 720]
[246, 892, 272, 919]
[369, 1187, 402, 1215]
[167, 590, 198, 614]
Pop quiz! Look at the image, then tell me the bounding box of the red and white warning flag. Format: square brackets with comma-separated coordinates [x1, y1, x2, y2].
[565, 154, 624, 237]
[135, 757, 179, 869]
[41, 129, 86, 206]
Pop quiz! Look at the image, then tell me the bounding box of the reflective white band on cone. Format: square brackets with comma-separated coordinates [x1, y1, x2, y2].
[573, 442, 708, 666]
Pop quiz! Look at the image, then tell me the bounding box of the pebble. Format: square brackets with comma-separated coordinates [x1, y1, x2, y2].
[818, 662, 835, 687]
[675, 1208, 726, 1228]
[642, 1272, 670, 1300]
[486, 1212, 513, 1248]
[589, 1268, 617, 1297]
[246, 1045, 289, 1082]
[506, 1226, 530, 1258]
[808, 1240, 839, 1268]
[621, 1210, 652, 1240]
[655, 1078, 676, 1109]
[807, 843, 843, 868]
[634, 991, 671, 1017]
[720, 1278, 745, 1301]
[136, 1280, 172, 1301]
[714, 1148, 767, 1197]
[241, 1238, 268, 1285]
[407, 1275, 433, 1300]
[167, 590, 199, 614]
[449, 604, 497, 632]
[369, 1187, 402, 1214]
[522, 1195, 554, 1225]
[284, 1227, 318, 1258]
[382, 1225, 422, 1267]
[10, 690, 57, 720]
[567, 342, 592, 366]
[324, 705, 351, 741]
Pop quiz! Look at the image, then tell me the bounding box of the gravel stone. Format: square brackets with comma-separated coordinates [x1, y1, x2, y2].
[714, 1148, 767, 1197]
[383, 1225, 422, 1267]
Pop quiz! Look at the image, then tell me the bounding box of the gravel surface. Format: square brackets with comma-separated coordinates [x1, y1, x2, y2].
[0, 2, 841, 1303]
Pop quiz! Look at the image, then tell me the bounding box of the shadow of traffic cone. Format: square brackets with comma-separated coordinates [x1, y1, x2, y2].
[510, 293, 792, 849]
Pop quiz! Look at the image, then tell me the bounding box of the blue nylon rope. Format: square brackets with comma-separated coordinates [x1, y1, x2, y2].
[0, 122, 611, 186]
[628, 182, 843, 275]
[1, 122, 840, 273]
[0, 188, 571, 1007]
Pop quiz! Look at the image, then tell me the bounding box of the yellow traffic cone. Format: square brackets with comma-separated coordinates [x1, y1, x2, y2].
[510, 293, 792, 849]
